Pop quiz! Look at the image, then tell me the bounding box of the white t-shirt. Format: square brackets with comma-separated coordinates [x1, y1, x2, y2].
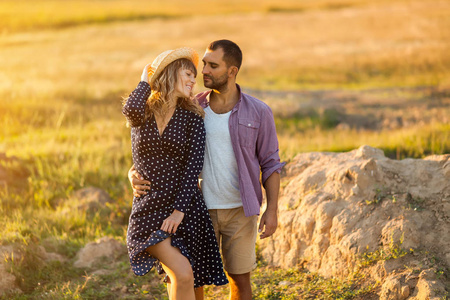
[200, 106, 242, 209]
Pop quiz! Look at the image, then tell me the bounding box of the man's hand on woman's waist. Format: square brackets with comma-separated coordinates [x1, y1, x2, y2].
[129, 165, 151, 197]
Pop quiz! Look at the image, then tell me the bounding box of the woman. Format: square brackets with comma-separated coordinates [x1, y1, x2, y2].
[122, 47, 228, 300]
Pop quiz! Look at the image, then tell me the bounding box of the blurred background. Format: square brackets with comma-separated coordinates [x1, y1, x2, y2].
[0, 0, 449, 299]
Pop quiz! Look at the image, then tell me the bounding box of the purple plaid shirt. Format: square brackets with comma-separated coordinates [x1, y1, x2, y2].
[197, 84, 285, 217]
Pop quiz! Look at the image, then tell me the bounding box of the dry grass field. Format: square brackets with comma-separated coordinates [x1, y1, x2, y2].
[0, 0, 449, 299]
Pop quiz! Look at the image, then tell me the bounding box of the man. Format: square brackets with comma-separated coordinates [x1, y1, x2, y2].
[129, 40, 284, 300]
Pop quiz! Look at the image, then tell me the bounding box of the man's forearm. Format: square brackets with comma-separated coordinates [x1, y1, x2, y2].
[264, 172, 280, 212]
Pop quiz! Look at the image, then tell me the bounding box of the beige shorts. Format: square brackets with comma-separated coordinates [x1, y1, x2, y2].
[209, 207, 258, 274]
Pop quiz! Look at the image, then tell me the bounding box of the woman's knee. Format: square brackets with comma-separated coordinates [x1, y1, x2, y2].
[174, 268, 194, 286]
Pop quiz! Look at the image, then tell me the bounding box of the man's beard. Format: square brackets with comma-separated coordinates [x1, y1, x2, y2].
[203, 73, 228, 91]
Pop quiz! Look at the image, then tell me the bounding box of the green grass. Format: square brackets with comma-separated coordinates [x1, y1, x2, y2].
[250, 266, 374, 300]
[277, 122, 450, 162]
[3, 249, 167, 299]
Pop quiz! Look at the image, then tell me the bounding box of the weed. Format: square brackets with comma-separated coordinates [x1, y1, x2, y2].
[365, 186, 390, 205]
[435, 267, 445, 279]
[392, 195, 397, 203]
[405, 194, 425, 211]
[359, 233, 407, 267]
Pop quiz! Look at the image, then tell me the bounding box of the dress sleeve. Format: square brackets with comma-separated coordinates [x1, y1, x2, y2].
[122, 81, 151, 127]
[173, 114, 206, 213]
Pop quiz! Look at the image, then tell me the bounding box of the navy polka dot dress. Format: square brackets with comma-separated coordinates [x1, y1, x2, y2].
[123, 81, 228, 288]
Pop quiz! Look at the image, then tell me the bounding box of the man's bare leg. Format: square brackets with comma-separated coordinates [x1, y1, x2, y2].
[227, 272, 252, 300]
[195, 287, 204, 300]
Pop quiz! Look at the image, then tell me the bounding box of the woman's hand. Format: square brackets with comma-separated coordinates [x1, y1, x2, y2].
[161, 209, 185, 234]
[141, 63, 154, 83]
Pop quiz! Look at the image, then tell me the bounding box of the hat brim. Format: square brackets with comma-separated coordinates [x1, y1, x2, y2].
[149, 47, 199, 87]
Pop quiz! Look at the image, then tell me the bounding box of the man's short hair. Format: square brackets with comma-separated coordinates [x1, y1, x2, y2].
[207, 40, 242, 70]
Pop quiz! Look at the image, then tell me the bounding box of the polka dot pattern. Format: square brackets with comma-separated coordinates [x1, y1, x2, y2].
[123, 82, 228, 287]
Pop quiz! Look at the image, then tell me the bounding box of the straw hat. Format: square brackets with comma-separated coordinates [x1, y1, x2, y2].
[148, 47, 199, 87]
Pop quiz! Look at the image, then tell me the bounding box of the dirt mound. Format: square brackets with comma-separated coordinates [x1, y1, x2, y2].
[259, 145, 450, 299]
[0, 244, 66, 296]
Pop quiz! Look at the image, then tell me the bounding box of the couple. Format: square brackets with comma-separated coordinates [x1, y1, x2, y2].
[122, 39, 284, 300]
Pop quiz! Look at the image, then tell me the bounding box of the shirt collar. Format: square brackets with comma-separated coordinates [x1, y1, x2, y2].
[232, 84, 243, 112]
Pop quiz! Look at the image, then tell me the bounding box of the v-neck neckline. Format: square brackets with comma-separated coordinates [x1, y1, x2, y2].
[153, 107, 178, 138]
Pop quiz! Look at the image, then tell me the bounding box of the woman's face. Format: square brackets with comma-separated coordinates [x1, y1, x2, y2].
[174, 68, 196, 98]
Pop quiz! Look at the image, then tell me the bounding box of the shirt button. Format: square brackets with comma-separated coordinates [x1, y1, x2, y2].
[248, 123, 251, 126]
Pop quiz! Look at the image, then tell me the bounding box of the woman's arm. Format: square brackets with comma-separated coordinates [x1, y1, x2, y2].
[122, 64, 152, 127]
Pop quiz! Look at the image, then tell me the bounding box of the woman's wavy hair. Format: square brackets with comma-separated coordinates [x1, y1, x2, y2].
[123, 58, 204, 127]
[146, 58, 204, 120]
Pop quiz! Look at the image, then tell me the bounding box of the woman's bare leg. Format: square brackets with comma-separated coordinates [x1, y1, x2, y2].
[166, 282, 202, 300]
[146, 238, 195, 300]
[167, 274, 203, 299]
[167, 282, 172, 299]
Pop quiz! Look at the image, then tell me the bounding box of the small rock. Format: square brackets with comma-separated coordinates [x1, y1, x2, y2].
[411, 269, 447, 299]
[401, 285, 410, 298]
[278, 281, 292, 287]
[91, 269, 112, 276]
[72, 187, 112, 212]
[351, 185, 360, 195]
[36, 246, 67, 263]
[74, 237, 126, 269]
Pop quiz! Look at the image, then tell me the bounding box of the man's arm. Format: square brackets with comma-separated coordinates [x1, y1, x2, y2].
[128, 165, 151, 197]
[255, 105, 284, 239]
[258, 171, 280, 239]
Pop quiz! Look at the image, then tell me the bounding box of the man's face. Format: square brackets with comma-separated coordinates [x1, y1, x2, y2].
[201, 48, 229, 90]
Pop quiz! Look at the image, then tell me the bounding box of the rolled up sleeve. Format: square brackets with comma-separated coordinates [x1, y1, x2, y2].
[256, 107, 285, 185]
